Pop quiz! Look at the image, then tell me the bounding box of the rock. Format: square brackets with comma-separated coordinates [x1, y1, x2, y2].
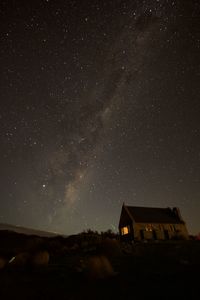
[31, 250, 50, 266]
[9, 252, 30, 267]
[83, 255, 117, 280]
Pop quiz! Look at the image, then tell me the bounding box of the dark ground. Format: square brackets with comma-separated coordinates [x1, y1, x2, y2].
[0, 231, 199, 300]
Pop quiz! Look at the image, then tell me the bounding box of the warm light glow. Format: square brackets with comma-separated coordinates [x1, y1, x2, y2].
[121, 226, 129, 235]
[145, 224, 153, 231]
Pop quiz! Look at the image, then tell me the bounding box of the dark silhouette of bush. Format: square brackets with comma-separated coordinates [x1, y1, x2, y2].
[100, 229, 119, 239]
[98, 238, 122, 258]
[171, 233, 187, 240]
[0, 256, 7, 269]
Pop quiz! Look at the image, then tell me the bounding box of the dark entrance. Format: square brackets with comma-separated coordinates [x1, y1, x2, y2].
[164, 230, 169, 240]
[140, 230, 144, 240]
[152, 230, 157, 240]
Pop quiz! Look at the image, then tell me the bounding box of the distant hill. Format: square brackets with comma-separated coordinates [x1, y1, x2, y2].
[0, 223, 62, 237]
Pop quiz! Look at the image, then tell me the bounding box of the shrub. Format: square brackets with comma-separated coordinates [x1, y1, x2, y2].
[98, 238, 122, 258]
[0, 257, 7, 269]
[171, 233, 187, 240]
[101, 229, 119, 239]
[25, 236, 45, 252]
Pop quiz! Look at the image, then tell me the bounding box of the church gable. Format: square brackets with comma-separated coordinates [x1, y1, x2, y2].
[119, 204, 189, 241]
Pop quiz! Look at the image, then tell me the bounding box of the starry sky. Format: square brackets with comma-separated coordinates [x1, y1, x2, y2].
[1, 0, 200, 235]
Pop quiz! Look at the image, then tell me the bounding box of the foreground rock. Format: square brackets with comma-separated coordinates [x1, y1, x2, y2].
[31, 250, 50, 266]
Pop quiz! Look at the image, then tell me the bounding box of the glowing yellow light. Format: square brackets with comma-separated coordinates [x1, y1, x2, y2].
[145, 224, 153, 231]
[121, 226, 129, 235]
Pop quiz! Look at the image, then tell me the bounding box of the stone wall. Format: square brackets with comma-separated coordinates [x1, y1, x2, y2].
[133, 222, 189, 241]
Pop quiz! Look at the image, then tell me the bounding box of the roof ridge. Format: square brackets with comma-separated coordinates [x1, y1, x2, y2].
[126, 205, 171, 210]
[124, 205, 183, 224]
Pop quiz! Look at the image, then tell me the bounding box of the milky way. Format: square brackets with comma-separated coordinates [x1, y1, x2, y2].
[1, 0, 200, 234]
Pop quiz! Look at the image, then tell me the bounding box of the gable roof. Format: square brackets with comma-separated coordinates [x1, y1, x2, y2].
[125, 205, 184, 224]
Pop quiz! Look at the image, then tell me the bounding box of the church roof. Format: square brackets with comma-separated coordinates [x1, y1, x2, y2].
[125, 205, 184, 224]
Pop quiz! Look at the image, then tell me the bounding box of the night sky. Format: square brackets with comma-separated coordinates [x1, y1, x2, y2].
[1, 0, 200, 235]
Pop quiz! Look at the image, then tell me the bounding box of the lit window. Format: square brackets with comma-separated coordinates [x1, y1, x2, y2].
[145, 224, 153, 231]
[121, 226, 129, 235]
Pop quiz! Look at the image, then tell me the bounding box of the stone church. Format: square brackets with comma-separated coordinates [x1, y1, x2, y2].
[119, 203, 189, 241]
